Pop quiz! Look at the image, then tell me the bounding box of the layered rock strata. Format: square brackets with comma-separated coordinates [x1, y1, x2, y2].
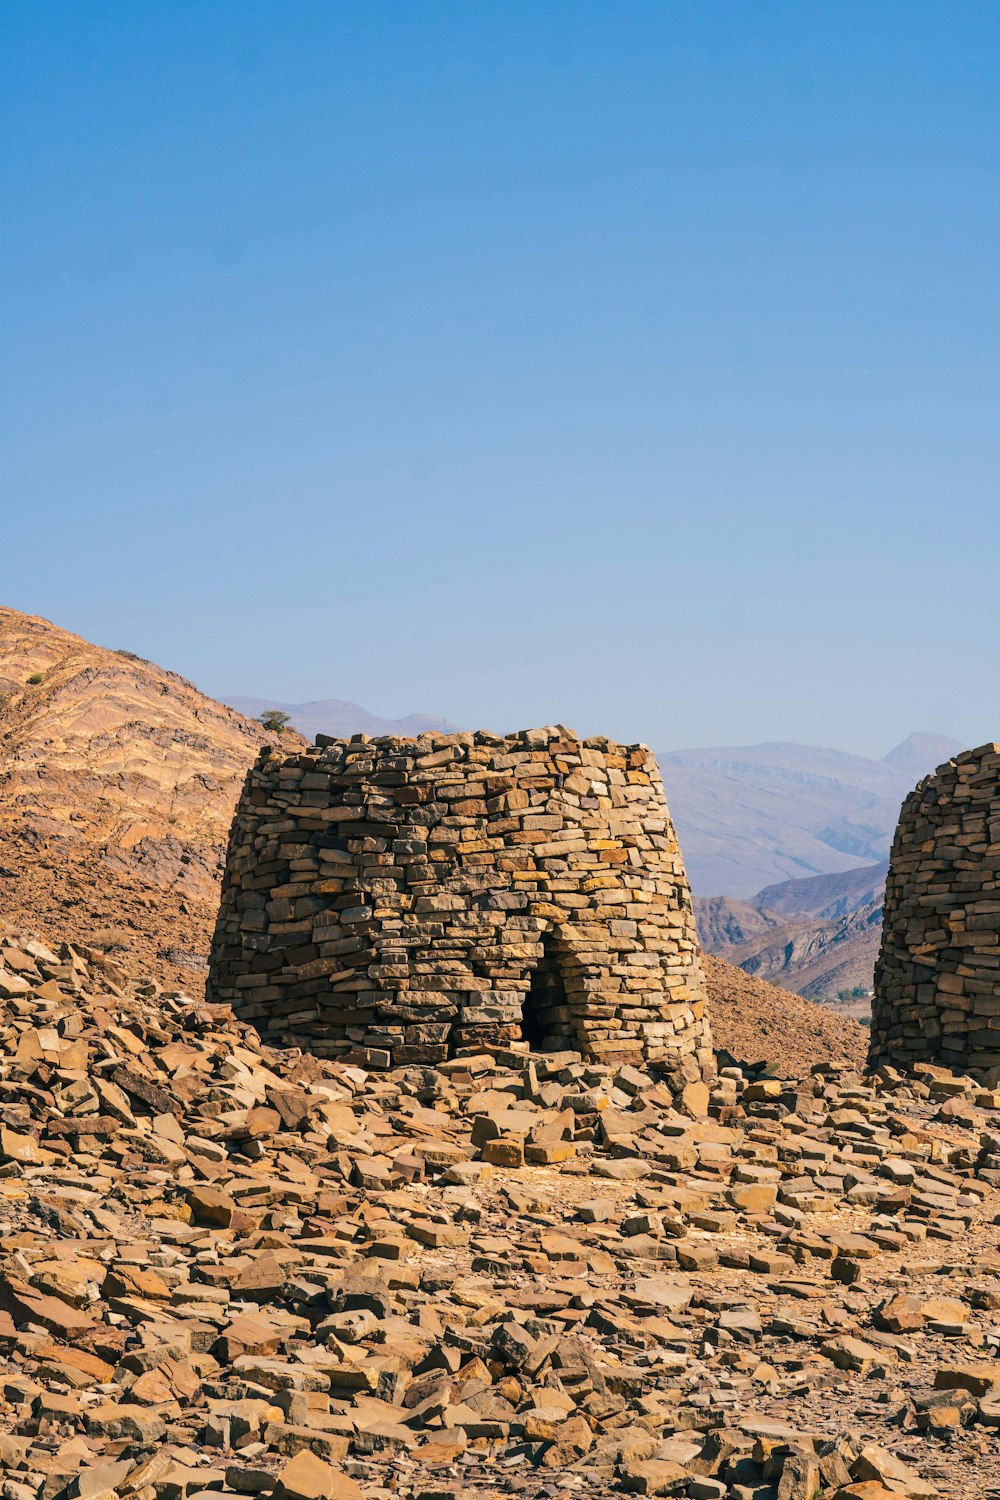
[208, 727, 713, 1076]
[873, 742, 1000, 1077]
[0, 605, 279, 899]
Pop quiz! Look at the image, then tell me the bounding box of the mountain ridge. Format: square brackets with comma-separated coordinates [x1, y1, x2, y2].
[0, 606, 288, 899]
[696, 860, 890, 1002]
[658, 732, 964, 896]
[224, 694, 460, 743]
[881, 730, 969, 781]
[755, 859, 888, 920]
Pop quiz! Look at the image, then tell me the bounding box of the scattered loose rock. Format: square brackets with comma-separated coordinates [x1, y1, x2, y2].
[0, 924, 998, 1497]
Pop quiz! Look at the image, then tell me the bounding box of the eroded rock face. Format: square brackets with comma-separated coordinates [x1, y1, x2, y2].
[0, 605, 279, 901]
[873, 742, 1000, 1080]
[209, 728, 713, 1076]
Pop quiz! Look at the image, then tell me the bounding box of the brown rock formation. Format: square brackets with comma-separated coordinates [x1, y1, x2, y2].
[0, 605, 288, 898]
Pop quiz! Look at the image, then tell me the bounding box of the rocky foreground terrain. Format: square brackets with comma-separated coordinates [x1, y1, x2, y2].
[1, 923, 998, 1500]
[6, 606, 977, 1497]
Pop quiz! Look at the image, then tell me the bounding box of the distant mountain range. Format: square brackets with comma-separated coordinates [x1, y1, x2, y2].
[657, 731, 964, 898]
[223, 696, 459, 743]
[674, 730, 965, 1003]
[696, 860, 888, 1003]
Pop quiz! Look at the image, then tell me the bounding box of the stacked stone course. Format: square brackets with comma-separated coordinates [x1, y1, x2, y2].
[872, 741, 1000, 1078]
[208, 726, 713, 1078]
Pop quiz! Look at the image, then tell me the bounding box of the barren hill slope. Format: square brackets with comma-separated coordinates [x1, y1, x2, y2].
[0, 606, 284, 899]
[702, 952, 868, 1073]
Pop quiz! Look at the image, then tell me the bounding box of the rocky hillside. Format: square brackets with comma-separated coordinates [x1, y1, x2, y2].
[0, 607, 303, 988]
[718, 895, 885, 1003]
[696, 894, 786, 953]
[0, 606, 288, 901]
[701, 953, 868, 1072]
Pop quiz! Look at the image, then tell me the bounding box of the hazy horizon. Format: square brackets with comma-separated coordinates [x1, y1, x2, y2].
[223, 682, 963, 763]
[5, 4, 999, 757]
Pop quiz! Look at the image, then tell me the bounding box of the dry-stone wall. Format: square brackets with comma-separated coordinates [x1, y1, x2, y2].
[873, 742, 1000, 1079]
[208, 727, 713, 1080]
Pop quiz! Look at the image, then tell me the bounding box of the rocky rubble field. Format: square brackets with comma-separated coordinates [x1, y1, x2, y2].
[0, 927, 999, 1500]
[0, 826, 868, 1078]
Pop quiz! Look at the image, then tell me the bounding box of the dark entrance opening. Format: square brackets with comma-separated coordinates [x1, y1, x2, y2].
[522, 934, 568, 1051]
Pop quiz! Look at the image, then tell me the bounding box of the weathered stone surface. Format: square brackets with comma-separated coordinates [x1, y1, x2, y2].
[274, 1450, 362, 1500]
[873, 742, 1000, 1077]
[208, 729, 714, 1076]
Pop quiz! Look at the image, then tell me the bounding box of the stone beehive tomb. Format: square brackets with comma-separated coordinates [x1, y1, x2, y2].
[873, 742, 1000, 1077]
[208, 727, 713, 1077]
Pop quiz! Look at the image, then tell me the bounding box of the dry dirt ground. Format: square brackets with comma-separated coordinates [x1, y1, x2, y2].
[700, 955, 868, 1075]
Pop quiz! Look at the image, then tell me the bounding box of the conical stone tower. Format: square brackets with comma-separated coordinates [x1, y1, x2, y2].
[873, 742, 1000, 1078]
[208, 726, 714, 1081]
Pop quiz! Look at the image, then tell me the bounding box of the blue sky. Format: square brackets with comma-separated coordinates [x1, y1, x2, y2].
[4, 3, 999, 755]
